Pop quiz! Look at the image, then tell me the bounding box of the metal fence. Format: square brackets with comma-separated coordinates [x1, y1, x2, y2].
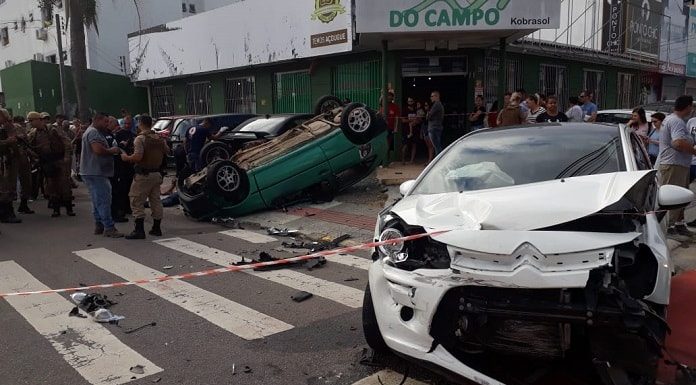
[539, 64, 569, 110]
[225, 77, 256, 114]
[332, 60, 381, 110]
[484, 57, 523, 107]
[185, 82, 212, 115]
[583, 69, 606, 109]
[152, 85, 175, 118]
[273, 70, 311, 113]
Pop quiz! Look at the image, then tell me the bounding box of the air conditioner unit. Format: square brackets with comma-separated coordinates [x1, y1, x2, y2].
[33, 53, 45, 62]
[36, 28, 48, 41]
[5, 60, 15, 68]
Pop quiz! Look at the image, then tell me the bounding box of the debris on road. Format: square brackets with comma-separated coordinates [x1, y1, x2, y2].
[129, 365, 145, 375]
[94, 308, 125, 324]
[211, 217, 239, 228]
[243, 366, 253, 374]
[267, 227, 299, 236]
[162, 266, 174, 270]
[232, 363, 236, 375]
[291, 291, 313, 302]
[124, 322, 157, 334]
[359, 348, 384, 368]
[305, 257, 326, 271]
[282, 234, 352, 252]
[68, 307, 87, 318]
[344, 277, 359, 282]
[151, 377, 162, 383]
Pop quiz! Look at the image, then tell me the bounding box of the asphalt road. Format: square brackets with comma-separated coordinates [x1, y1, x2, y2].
[0, 186, 454, 385]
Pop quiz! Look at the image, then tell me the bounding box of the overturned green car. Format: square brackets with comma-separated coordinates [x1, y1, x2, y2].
[179, 97, 388, 220]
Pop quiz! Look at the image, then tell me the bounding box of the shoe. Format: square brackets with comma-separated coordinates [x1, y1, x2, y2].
[51, 209, 61, 218]
[674, 224, 694, 237]
[94, 223, 105, 235]
[0, 203, 22, 224]
[149, 219, 162, 237]
[126, 218, 146, 240]
[103, 228, 124, 238]
[17, 199, 34, 214]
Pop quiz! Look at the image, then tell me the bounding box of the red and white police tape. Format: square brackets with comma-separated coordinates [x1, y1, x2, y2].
[0, 230, 451, 298]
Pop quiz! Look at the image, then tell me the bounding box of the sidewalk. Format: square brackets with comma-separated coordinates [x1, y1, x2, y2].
[376, 162, 426, 186]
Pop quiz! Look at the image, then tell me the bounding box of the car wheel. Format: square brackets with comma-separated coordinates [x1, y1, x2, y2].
[341, 103, 384, 145]
[362, 283, 390, 353]
[206, 160, 250, 203]
[201, 142, 232, 167]
[314, 95, 343, 116]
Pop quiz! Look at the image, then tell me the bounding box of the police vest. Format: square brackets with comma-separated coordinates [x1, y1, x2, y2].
[137, 132, 166, 169]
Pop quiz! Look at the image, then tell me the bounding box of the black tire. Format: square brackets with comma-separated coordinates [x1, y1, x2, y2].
[205, 160, 250, 203]
[340, 103, 384, 145]
[362, 283, 390, 353]
[314, 95, 343, 116]
[200, 141, 232, 167]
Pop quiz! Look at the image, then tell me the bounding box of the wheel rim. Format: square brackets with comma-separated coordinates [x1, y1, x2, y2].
[321, 100, 341, 114]
[207, 147, 229, 163]
[347, 107, 371, 133]
[216, 165, 240, 192]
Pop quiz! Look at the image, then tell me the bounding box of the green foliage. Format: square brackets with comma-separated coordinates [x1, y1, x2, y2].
[36, 0, 100, 33]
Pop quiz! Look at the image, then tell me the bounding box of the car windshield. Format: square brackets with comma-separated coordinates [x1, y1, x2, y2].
[234, 117, 286, 133]
[173, 119, 192, 137]
[413, 125, 625, 195]
[153, 119, 171, 131]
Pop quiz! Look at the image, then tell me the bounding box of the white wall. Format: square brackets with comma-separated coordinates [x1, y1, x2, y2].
[129, 0, 353, 82]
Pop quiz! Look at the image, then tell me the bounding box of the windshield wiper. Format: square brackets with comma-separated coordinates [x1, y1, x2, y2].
[554, 137, 620, 179]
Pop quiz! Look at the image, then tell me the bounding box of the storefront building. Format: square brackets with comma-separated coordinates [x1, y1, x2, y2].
[130, 1, 691, 139]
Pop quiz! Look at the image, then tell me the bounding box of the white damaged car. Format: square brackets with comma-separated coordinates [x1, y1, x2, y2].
[363, 123, 694, 385]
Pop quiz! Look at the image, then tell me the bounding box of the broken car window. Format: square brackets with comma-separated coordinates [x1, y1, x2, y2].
[413, 125, 625, 194]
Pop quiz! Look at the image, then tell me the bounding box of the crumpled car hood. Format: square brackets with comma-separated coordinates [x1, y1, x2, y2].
[393, 170, 655, 232]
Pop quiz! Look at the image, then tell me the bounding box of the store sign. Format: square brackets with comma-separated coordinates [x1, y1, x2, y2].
[602, 0, 625, 53]
[688, 5, 696, 77]
[624, 0, 662, 57]
[355, 0, 561, 33]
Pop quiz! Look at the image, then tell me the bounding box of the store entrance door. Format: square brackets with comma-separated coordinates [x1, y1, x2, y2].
[401, 56, 469, 147]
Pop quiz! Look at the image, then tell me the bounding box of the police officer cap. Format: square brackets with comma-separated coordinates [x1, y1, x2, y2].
[26, 111, 42, 120]
[40, 112, 51, 119]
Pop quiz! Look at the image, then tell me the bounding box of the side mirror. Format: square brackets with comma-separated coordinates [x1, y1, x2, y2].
[658, 185, 694, 210]
[399, 180, 416, 196]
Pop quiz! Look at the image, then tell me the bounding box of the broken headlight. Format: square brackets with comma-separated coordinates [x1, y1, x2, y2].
[377, 217, 450, 270]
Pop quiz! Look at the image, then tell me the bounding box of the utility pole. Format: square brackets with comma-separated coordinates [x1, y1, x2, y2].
[55, 13, 67, 117]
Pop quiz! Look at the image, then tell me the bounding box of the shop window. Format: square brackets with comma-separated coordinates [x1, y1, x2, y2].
[153, 85, 175, 118]
[539, 64, 569, 111]
[189, 4, 196, 13]
[225, 77, 256, 114]
[182, 3, 187, 12]
[0, 27, 8, 46]
[618, 73, 642, 109]
[332, 60, 381, 110]
[185, 82, 211, 115]
[484, 57, 523, 110]
[273, 70, 311, 113]
[583, 70, 606, 109]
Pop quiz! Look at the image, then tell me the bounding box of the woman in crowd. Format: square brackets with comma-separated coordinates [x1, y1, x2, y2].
[647, 112, 665, 165]
[627, 107, 650, 138]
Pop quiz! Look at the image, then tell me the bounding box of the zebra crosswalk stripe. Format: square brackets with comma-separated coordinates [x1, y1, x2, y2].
[219, 229, 278, 244]
[0, 260, 163, 385]
[73, 248, 294, 340]
[155, 238, 365, 308]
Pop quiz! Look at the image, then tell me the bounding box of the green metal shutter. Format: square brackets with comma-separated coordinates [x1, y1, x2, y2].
[332, 60, 381, 110]
[273, 71, 312, 113]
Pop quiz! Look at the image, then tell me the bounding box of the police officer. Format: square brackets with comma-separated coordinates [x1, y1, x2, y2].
[0, 108, 21, 224]
[27, 111, 74, 217]
[14, 113, 35, 214]
[121, 115, 169, 239]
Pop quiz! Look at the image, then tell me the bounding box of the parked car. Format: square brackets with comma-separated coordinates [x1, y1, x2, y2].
[596, 109, 655, 125]
[199, 114, 314, 167]
[153, 115, 195, 140]
[364, 123, 693, 385]
[178, 97, 387, 220]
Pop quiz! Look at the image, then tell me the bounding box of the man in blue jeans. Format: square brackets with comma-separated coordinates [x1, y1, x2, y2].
[80, 112, 124, 238]
[427, 91, 445, 155]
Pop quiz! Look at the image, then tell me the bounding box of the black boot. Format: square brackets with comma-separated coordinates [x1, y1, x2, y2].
[126, 218, 146, 240]
[65, 202, 76, 217]
[17, 199, 34, 214]
[51, 202, 61, 218]
[0, 203, 22, 224]
[149, 219, 162, 236]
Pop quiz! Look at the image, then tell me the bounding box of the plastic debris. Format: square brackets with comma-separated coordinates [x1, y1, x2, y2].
[344, 277, 359, 282]
[68, 307, 87, 318]
[211, 217, 238, 228]
[70, 292, 87, 304]
[305, 257, 327, 271]
[152, 377, 162, 383]
[291, 291, 313, 302]
[243, 366, 253, 374]
[267, 227, 299, 236]
[130, 365, 145, 375]
[93, 308, 125, 324]
[162, 266, 174, 270]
